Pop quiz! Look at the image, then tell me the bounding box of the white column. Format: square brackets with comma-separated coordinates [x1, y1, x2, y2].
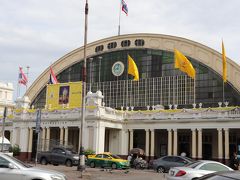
[41, 128, 46, 151]
[12, 128, 17, 146]
[19, 128, 29, 153]
[46, 127, 50, 151]
[119, 130, 129, 155]
[218, 128, 223, 159]
[64, 127, 68, 146]
[129, 129, 133, 150]
[97, 126, 105, 153]
[60, 127, 64, 145]
[145, 129, 150, 157]
[150, 129, 155, 157]
[168, 129, 172, 156]
[191, 129, 196, 158]
[197, 128, 202, 159]
[173, 129, 178, 156]
[224, 128, 229, 160]
[28, 128, 33, 152]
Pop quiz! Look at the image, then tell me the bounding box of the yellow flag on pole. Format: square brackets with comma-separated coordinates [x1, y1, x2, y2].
[128, 55, 139, 81]
[222, 41, 227, 83]
[174, 49, 196, 79]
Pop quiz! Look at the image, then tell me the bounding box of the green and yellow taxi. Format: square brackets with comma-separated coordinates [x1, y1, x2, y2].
[87, 152, 130, 169]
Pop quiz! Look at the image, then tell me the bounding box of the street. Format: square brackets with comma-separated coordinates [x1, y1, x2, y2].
[36, 164, 167, 180]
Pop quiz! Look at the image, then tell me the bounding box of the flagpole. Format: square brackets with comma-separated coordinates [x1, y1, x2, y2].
[194, 78, 196, 105]
[223, 81, 225, 103]
[78, 0, 88, 175]
[118, 0, 122, 35]
[26, 66, 30, 91]
[17, 68, 20, 98]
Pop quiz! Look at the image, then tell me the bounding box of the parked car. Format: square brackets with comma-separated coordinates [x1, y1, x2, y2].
[87, 152, 129, 169]
[198, 171, 240, 180]
[166, 160, 233, 180]
[0, 153, 67, 180]
[37, 147, 79, 167]
[152, 155, 194, 173]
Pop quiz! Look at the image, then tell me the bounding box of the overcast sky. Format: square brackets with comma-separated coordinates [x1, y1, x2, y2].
[1, 0, 240, 98]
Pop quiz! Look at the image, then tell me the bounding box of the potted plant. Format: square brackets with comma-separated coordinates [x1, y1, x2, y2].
[11, 144, 21, 157]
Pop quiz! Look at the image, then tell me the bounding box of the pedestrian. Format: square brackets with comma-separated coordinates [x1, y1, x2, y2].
[180, 152, 186, 157]
[230, 152, 239, 170]
[127, 154, 132, 163]
[127, 154, 133, 167]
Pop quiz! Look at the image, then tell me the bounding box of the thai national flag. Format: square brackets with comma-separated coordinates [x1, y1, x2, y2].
[49, 66, 58, 84]
[121, 0, 128, 15]
[18, 67, 28, 86]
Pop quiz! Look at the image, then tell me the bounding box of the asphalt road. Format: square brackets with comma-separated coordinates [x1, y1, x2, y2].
[36, 164, 167, 180]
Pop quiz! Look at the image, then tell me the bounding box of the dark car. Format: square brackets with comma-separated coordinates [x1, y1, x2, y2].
[37, 147, 79, 167]
[152, 155, 194, 173]
[198, 171, 240, 180]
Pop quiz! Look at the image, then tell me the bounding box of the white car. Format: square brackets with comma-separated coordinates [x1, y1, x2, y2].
[166, 160, 233, 180]
[0, 153, 67, 180]
[0, 137, 13, 156]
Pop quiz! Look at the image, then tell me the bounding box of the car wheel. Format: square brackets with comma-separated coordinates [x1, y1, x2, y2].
[157, 166, 165, 173]
[111, 163, 117, 169]
[40, 157, 48, 165]
[65, 159, 72, 167]
[90, 162, 95, 168]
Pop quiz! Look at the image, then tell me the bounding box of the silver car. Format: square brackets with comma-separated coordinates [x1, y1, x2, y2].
[166, 160, 233, 180]
[0, 153, 67, 180]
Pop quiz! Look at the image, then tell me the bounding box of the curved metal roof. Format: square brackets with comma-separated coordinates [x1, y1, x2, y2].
[25, 33, 240, 102]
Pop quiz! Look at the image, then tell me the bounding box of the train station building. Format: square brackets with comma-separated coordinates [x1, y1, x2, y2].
[3, 33, 240, 163]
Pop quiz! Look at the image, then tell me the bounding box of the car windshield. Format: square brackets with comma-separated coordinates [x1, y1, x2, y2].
[183, 157, 195, 162]
[4, 154, 32, 168]
[111, 154, 121, 159]
[185, 161, 202, 168]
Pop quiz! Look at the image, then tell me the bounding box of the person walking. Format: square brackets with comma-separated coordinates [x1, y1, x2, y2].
[230, 152, 239, 170]
[127, 154, 133, 167]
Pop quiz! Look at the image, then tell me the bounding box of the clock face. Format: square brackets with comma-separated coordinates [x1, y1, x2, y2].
[112, 61, 124, 77]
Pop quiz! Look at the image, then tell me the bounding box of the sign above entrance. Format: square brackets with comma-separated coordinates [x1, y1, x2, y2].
[112, 61, 124, 77]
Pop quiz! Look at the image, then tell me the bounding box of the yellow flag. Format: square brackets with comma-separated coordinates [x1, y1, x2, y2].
[69, 82, 82, 108]
[222, 41, 227, 82]
[46, 83, 60, 109]
[128, 55, 139, 81]
[174, 49, 196, 79]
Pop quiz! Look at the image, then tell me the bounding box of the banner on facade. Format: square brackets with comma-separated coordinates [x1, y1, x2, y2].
[46, 81, 82, 109]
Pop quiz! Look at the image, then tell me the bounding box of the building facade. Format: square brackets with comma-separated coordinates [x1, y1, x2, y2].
[0, 82, 14, 115]
[2, 34, 240, 164]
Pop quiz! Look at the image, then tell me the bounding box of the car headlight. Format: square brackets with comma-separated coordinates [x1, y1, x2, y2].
[51, 175, 65, 180]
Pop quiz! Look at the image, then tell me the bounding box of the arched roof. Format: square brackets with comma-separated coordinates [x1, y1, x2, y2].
[25, 33, 240, 102]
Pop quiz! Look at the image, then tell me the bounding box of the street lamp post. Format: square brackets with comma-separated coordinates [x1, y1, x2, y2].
[1, 107, 7, 152]
[78, 0, 88, 174]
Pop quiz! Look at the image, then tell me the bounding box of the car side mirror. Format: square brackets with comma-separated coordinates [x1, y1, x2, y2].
[8, 163, 16, 169]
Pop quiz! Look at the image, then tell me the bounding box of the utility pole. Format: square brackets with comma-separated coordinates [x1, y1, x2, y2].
[78, 0, 88, 175]
[1, 107, 7, 152]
